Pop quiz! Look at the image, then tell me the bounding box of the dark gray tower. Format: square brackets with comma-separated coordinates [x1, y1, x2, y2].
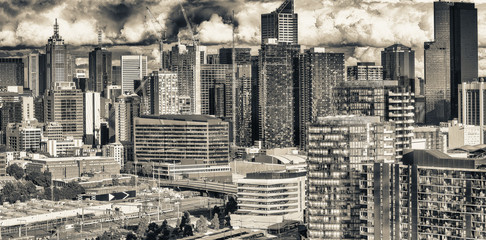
[381, 44, 415, 91]
[425, 1, 477, 124]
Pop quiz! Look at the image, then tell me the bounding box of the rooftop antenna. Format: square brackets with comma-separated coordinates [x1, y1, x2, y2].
[53, 18, 59, 38]
[98, 29, 102, 48]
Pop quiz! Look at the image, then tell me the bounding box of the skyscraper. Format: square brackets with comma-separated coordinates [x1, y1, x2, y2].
[89, 47, 112, 96]
[121, 55, 147, 94]
[258, 42, 300, 149]
[298, 48, 345, 149]
[381, 44, 415, 91]
[84, 91, 101, 146]
[114, 94, 141, 143]
[219, 48, 251, 65]
[200, 64, 233, 117]
[44, 82, 84, 139]
[0, 58, 24, 87]
[147, 71, 179, 115]
[46, 19, 68, 90]
[26, 53, 40, 97]
[261, 0, 298, 44]
[425, 1, 478, 124]
[235, 64, 253, 147]
[307, 116, 397, 239]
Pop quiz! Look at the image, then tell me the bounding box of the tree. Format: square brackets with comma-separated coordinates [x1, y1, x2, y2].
[126, 232, 137, 240]
[183, 225, 193, 237]
[26, 170, 51, 187]
[123, 162, 135, 174]
[179, 211, 191, 230]
[210, 213, 220, 229]
[146, 222, 161, 240]
[0, 181, 38, 203]
[225, 214, 232, 228]
[225, 196, 238, 215]
[136, 217, 149, 238]
[141, 163, 152, 177]
[195, 216, 208, 233]
[212, 205, 221, 218]
[6, 164, 24, 180]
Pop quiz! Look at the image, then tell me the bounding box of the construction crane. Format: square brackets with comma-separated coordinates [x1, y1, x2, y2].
[179, 1, 197, 46]
[146, 6, 165, 71]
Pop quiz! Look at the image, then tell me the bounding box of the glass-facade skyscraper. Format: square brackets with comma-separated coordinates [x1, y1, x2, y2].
[381, 44, 415, 91]
[425, 1, 477, 125]
[45, 19, 68, 90]
[261, 0, 298, 45]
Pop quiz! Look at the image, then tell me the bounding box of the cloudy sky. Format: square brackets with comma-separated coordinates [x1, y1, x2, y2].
[1, 0, 486, 77]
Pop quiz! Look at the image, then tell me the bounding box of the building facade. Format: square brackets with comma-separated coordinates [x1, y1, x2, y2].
[84, 92, 101, 146]
[347, 62, 383, 81]
[121, 55, 147, 94]
[148, 71, 179, 115]
[381, 44, 415, 91]
[89, 47, 112, 96]
[114, 94, 141, 143]
[45, 19, 68, 90]
[0, 58, 24, 87]
[298, 48, 345, 149]
[261, 0, 298, 44]
[459, 80, 486, 143]
[425, 2, 478, 124]
[133, 115, 229, 177]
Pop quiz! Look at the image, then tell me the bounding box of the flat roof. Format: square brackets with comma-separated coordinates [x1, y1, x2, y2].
[31, 156, 115, 162]
[139, 114, 225, 123]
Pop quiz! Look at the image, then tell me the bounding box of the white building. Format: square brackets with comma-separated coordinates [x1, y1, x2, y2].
[121, 55, 147, 94]
[21, 96, 34, 121]
[157, 72, 179, 114]
[84, 92, 101, 145]
[231, 171, 306, 229]
[45, 137, 83, 157]
[102, 142, 125, 167]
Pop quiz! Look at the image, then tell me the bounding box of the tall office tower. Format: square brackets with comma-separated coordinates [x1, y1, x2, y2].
[298, 47, 345, 149]
[89, 47, 112, 96]
[458, 80, 486, 142]
[206, 54, 219, 64]
[121, 55, 147, 94]
[45, 19, 68, 90]
[169, 44, 207, 114]
[334, 80, 415, 159]
[6, 122, 41, 152]
[347, 62, 383, 81]
[235, 64, 253, 147]
[0, 58, 24, 87]
[251, 56, 260, 143]
[307, 116, 398, 240]
[261, 0, 298, 44]
[400, 150, 486, 239]
[148, 71, 179, 115]
[200, 64, 233, 117]
[381, 44, 415, 91]
[219, 48, 252, 65]
[44, 82, 84, 139]
[425, 1, 477, 125]
[26, 53, 40, 97]
[133, 115, 229, 178]
[114, 94, 141, 143]
[112, 66, 121, 85]
[258, 42, 300, 149]
[84, 92, 101, 146]
[38, 54, 47, 95]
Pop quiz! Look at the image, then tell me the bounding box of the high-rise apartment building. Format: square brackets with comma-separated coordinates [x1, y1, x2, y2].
[381, 44, 415, 91]
[200, 64, 233, 117]
[44, 82, 84, 139]
[258, 42, 300, 149]
[46, 19, 68, 90]
[347, 62, 383, 81]
[334, 80, 415, 159]
[458, 80, 486, 143]
[121, 55, 147, 94]
[425, 1, 478, 124]
[307, 116, 397, 239]
[400, 150, 486, 239]
[298, 48, 345, 149]
[89, 47, 112, 96]
[0, 58, 24, 87]
[148, 71, 179, 115]
[261, 0, 298, 44]
[84, 92, 101, 146]
[114, 94, 141, 143]
[235, 64, 253, 147]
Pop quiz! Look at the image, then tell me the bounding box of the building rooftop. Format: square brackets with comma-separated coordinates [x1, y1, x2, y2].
[402, 149, 486, 169]
[246, 170, 306, 179]
[31, 156, 115, 162]
[139, 114, 224, 123]
[316, 115, 382, 125]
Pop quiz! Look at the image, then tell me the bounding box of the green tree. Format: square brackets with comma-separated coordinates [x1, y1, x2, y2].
[6, 164, 24, 180]
[210, 213, 220, 229]
[195, 215, 208, 233]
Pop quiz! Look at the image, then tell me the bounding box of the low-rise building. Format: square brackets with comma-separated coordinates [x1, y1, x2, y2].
[231, 171, 306, 229]
[26, 156, 120, 179]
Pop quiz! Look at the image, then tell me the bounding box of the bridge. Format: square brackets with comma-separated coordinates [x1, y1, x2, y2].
[155, 179, 237, 196]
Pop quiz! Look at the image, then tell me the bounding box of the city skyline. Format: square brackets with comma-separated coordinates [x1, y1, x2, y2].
[2, 0, 486, 77]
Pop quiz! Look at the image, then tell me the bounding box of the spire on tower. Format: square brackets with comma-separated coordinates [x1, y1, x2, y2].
[53, 18, 59, 38]
[98, 29, 102, 48]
